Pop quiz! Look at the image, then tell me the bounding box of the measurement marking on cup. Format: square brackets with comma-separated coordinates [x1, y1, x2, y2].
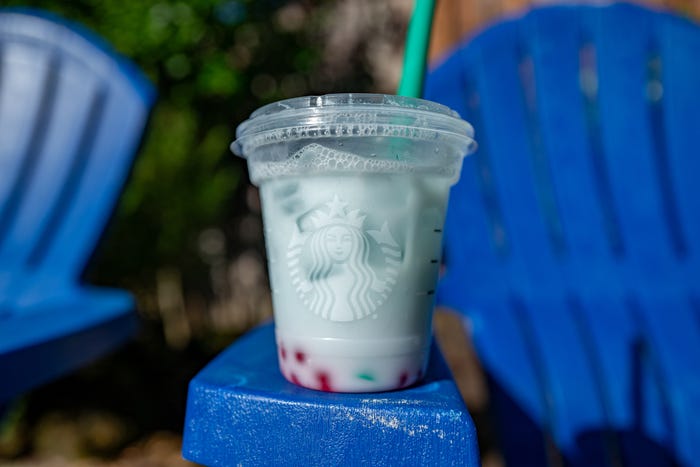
[430, 259, 439, 264]
[433, 229, 442, 233]
[417, 290, 435, 296]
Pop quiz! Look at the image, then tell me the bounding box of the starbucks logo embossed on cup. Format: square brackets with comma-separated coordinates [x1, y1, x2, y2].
[287, 195, 401, 321]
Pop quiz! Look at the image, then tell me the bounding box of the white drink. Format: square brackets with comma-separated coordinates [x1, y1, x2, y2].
[258, 144, 450, 391]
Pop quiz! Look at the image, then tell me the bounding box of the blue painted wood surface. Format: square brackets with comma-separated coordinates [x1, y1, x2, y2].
[425, 3, 700, 466]
[183, 323, 479, 467]
[0, 9, 154, 402]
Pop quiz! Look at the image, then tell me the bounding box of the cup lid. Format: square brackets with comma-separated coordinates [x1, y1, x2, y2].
[232, 93, 475, 156]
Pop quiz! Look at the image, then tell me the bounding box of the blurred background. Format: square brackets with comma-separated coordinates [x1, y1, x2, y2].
[0, 0, 698, 465]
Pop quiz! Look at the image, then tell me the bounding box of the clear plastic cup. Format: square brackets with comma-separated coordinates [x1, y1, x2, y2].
[232, 93, 475, 392]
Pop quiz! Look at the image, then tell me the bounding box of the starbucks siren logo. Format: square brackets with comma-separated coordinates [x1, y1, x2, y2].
[287, 195, 401, 321]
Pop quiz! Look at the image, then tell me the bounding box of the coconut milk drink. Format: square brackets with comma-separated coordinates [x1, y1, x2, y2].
[232, 94, 475, 392]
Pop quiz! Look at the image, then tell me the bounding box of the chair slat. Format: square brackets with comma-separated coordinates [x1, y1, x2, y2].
[26, 81, 107, 271]
[591, 5, 679, 286]
[0, 58, 99, 275]
[21, 80, 149, 298]
[658, 15, 700, 284]
[0, 41, 53, 250]
[525, 7, 621, 295]
[469, 21, 563, 296]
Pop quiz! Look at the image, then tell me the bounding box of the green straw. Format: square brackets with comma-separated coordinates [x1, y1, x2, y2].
[398, 0, 437, 98]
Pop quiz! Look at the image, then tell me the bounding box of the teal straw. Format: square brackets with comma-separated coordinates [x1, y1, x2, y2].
[398, 0, 437, 98]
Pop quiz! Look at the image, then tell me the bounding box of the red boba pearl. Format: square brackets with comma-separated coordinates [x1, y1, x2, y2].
[280, 346, 287, 360]
[398, 371, 409, 388]
[290, 373, 301, 385]
[316, 371, 333, 392]
[295, 351, 307, 364]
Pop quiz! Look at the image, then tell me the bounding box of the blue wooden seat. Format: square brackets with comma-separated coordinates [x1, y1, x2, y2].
[425, 2, 700, 465]
[0, 9, 154, 402]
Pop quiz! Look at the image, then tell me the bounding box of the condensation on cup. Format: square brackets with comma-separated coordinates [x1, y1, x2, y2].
[232, 94, 476, 392]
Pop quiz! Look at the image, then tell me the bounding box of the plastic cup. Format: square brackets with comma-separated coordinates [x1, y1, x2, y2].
[232, 94, 475, 392]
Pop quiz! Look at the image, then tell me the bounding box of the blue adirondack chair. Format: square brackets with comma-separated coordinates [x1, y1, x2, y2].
[0, 9, 154, 402]
[424, 2, 700, 466]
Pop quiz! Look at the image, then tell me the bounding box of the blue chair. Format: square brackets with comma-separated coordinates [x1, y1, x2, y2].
[425, 2, 700, 466]
[0, 9, 154, 402]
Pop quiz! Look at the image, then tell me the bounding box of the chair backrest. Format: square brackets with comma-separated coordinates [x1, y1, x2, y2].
[425, 2, 700, 310]
[0, 9, 154, 306]
[426, 3, 700, 465]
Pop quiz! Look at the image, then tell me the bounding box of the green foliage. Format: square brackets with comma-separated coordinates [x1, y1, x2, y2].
[5, 0, 323, 287]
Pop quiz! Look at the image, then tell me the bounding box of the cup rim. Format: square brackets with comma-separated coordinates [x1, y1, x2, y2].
[248, 93, 462, 119]
[232, 93, 475, 157]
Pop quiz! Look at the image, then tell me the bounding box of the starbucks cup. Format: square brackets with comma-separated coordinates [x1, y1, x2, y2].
[232, 94, 475, 392]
